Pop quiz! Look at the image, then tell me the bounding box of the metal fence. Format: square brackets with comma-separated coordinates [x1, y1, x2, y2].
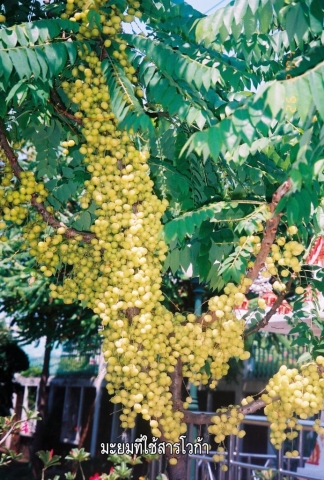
[225, 415, 322, 480]
[149, 414, 324, 480]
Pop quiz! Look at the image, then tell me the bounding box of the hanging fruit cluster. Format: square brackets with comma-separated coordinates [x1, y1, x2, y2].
[0, 146, 48, 240]
[37, 0, 250, 443]
[262, 358, 324, 456]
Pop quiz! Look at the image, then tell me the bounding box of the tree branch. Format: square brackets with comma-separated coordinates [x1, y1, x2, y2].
[166, 358, 279, 426]
[170, 358, 183, 412]
[49, 90, 83, 125]
[0, 121, 23, 180]
[182, 396, 278, 425]
[182, 365, 324, 425]
[244, 276, 295, 337]
[30, 196, 95, 242]
[247, 179, 292, 283]
[195, 179, 292, 327]
[0, 120, 95, 243]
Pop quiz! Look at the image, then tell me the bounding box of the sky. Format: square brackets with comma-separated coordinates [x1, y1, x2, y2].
[186, 0, 230, 14]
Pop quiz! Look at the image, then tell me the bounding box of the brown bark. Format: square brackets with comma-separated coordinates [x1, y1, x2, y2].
[31, 335, 52, 479]
[79, 400, 94, 448]
[0, 120, 23, 179]
[182, 396, 279, 425]
[246, 179, 292, 283]
[166, 451, 188, 480]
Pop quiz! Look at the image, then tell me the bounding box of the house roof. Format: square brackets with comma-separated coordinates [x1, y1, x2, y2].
[306, 237, 324, 266]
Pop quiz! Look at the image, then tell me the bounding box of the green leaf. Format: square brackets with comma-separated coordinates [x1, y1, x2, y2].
[64, 41, 78, 65]
[6, 79, 27, 104]
[54, 184, 72, 203]
[14, 25, 29, 46]
[62, 167, 74, 179]
[36, 19, 60, 42]
[44, 43, 67, 76]
[243, 6, 257, 40]
[286, 196, 300, 226]
[266, 82, 284, 118]
[208, 126, 221, 161]
[0, 51, 13, 85]
[24, 23, 40, 43]
[37, 451, 61, 469]
[25, 49, 41, 80]
[0, 29, 18, 48]
[259, 0, 273, 34]
[308, 70, 324, 121]
[35, 48, 48, 79]
[87, 10, 102, 30]
[8, 49, 32, 79]
[71, 212, 92, 231]
[285, 2, 308, 45]
[296, 78, 313, 123]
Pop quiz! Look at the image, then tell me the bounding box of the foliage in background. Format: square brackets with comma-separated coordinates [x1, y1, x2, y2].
[0, 322, 29, 415]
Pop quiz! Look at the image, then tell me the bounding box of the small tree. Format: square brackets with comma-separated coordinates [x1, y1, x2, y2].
[0, 0, 324, 478]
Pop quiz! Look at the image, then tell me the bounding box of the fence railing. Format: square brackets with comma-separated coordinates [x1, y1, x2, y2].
[149, 414, 324, 480]
[192, 414, 323, 480]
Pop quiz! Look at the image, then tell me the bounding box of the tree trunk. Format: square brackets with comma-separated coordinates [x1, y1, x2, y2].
[31, 335, 52, 479]
[79, 399, 94, 448]
[166, 453, 188, 480]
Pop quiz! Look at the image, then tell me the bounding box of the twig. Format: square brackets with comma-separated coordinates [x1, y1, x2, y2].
[49, 90, 83, 125]
[244, 276, 295, 337]
[79, 462, 86, 480]
[170, 358, 183, 412]
[0, 121, 22, 179]
[0, 418, 30, 446]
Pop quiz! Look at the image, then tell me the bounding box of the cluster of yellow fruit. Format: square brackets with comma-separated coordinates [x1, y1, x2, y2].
[261, 359, 324, 455]
[212, 446, 228, 471]
[36, 0, 253, 445]
[209, 406, 246, 444]
[238, 234, 262, 256]
[198, 282, 251, 388]
[61, 139, 75, 156]
[0, 148, 47, 236]
[263, 229, 305, 293]
[63, 0, 142, 27]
